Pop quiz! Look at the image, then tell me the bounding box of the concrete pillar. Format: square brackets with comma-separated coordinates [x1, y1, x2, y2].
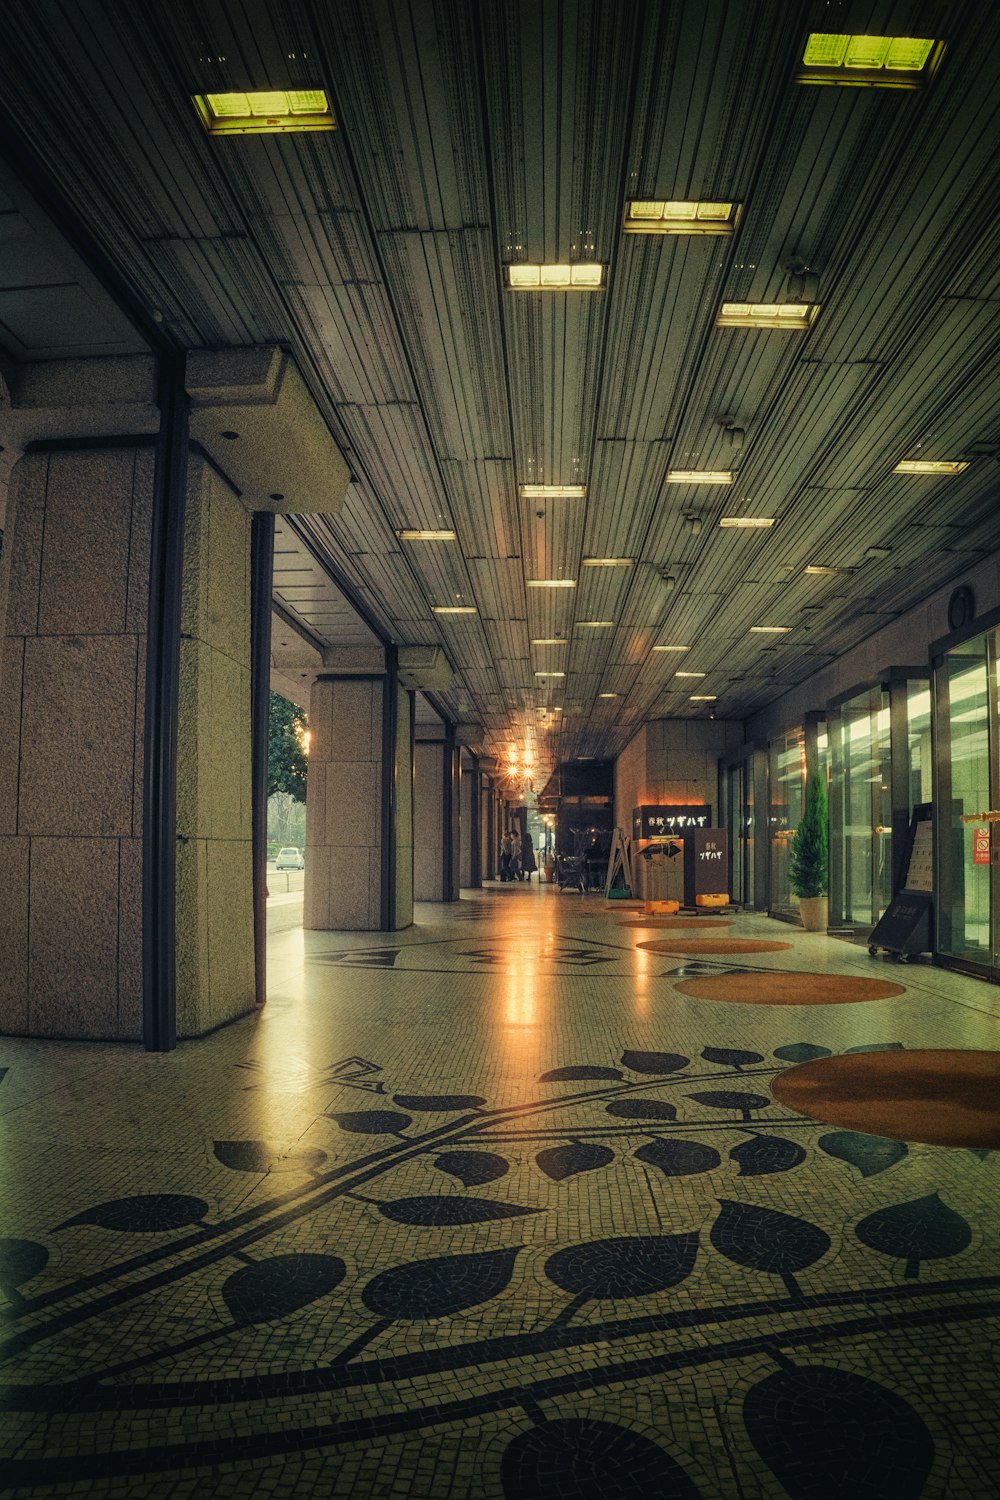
[174, 453, 255, 1036]
[304, 669, 414, 931]
[460, 753, 482, 889]
[0, 442, 154, 1039]
[414, 737, 449, 901]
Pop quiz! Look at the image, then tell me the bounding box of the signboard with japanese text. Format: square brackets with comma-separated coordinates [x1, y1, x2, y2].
[683, 827, 729, 905]
[632, 805, 712, 840]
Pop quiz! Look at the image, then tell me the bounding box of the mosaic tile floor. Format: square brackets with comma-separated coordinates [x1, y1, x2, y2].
[2, 888, 999, 1498]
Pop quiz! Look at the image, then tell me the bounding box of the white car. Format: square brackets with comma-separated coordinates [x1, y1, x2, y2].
[275, 847, 305, 870]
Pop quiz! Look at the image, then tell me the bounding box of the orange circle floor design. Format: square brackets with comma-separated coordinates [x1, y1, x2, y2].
[772, 1049, 1000, 1148]
[618, 919, 733, 930]
[672, 970, 906, 1005]
[638, 938, 793, 955]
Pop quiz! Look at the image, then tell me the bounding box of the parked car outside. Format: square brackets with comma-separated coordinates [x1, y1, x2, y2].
[276, 847, 305, 870]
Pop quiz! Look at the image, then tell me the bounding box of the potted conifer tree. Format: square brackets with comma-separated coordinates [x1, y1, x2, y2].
[789, 771, 829, 932]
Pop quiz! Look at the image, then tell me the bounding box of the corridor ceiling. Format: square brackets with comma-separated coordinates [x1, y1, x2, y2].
[1, 0, 998, 781]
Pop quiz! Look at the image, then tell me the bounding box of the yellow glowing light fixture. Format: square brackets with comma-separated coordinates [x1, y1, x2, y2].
[534, 671, 566, 678]
[527, 578, 577, 588]
[675, 671, 706, 678]
[666, 470, 734, 485]
[578, 620, 615, 628]
[519, 484, 586, 499]
[624, 200, 740, 235]
[798, 34, 942, 87]
[396, 529, 457, 541]
[582, 557, 634, 567]
[652, 644, 690, 653]
[750, 625, 791, 633]
[719, 516, 775, 528]
[195, 89, 335, 136]
[507, 263, 604, 290]
[717, 303, 818, 329]
[531, 637, 568, 645]
[894, 460, 968, 475]
[690, 695, 717, 701]
[432, 605, 478, 615]
[599, 692, 619, 698]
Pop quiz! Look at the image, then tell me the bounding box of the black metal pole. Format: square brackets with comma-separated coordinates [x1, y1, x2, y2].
[250, 513, 275, 1006]
[142, 352, 188, 1052]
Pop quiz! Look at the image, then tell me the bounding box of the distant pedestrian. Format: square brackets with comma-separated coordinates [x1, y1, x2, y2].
[522, 832, 537, 881]
[500, 831, 513, 881]
[511, 829, 523, 880]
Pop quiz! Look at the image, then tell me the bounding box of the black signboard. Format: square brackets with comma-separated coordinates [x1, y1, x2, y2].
[683, 827, 729, 905]
[633, 804, 712, 839]
[868, 889, 933, 959]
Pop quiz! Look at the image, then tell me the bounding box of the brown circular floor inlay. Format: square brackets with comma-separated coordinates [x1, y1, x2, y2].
[639, 938, 793, 956]
[772, 1049, 1000, 1148]
[673, 971, 906, 1005]
[618, 918, 733, 930]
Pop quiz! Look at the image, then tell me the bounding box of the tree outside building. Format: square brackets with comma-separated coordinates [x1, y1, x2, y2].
[268, 692, 308, 855]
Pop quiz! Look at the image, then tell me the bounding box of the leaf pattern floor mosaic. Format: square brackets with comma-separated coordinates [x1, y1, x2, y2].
[2, 889, 1000, 1497]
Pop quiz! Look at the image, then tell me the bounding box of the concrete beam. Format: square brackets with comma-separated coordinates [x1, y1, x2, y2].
[398, 645, 454, 692]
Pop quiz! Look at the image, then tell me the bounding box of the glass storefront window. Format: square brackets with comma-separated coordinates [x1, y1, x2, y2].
[934, 633, 996, 971]
[906, 681, 933, 804]
[769, 728, 805, 916]
[830, 687, 892, 926]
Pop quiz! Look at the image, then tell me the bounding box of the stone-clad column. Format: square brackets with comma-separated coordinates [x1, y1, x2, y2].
[0, 440, 154, 1039]
[304, 669, 414, 932]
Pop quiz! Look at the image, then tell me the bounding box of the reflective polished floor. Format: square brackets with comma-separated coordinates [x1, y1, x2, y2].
[2, 886, 999, 1498]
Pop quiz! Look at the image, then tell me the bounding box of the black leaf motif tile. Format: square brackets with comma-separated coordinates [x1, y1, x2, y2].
[634, 1139, 721, 1178]
[711, 1200, 830, 1294]
[392, 1094, 486, 1111]
[701, 1046, 764, 1069]
[540, 1065, 623, 1082]
[729, 1135, 807, 1176]
[433, 1151, 509, 1187]
[818, 1131, 907, 1178]
[773, 1043, 832, 1063]
[606, 1098, 678, 1122]
[363, 1247, 522, 1320]
[744, 1364, 933, 1499]
[0, 1238, 48, 1292]
[536, 1142, 614, 1182]
[213, 1141, 327, 1174]
[545, 1233, 699, 1301]
[373, 1195, 539, 1226]
[54, 1195, 209, 1233]
[620, 1049, 690, 1075]
[326, 1110, 412, 1135]
[221, 1253, 346, 1326]
[501, 1418, 702, 1499]
[855, 1192, 971, 1277]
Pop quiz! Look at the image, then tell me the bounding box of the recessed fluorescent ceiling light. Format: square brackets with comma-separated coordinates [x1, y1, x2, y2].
[798, 34, 941, 87]
[675, 671, 706, 677]
[894, 460, 968, 474]
[599, 692, 619, 698]
[531, 638, 567, 645]
[578, 620, 615, 628]
[666, 470, 734, 485]
[396, 529, 456, 540]
[717, 303, 818, 329]
[750, 625, 791, 633]
[194, 90, 335, 135]
[527, 578, 576, 588]
[432, 605, 477, 614]
[804, 564, 848, 575]
[519, 484, 586, 499]
[690, 695, 717, 701]
[582, 557, 633, 567]
[534, 671, 566, 678]
[624, 200, 740, 235]
[720, 516, 775, 528]
[507, 263, 604, 290]
[653, 645, 690, 652]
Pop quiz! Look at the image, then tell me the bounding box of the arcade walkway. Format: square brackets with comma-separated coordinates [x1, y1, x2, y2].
[1, 889, 998, 1498]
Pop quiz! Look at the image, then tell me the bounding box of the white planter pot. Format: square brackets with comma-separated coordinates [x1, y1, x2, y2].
[798, 895, 828, 933]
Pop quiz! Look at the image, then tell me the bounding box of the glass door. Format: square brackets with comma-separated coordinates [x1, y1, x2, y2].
[830, 687, 892, 929]
[724, 756, 756, 907]
[934, 627, 1000, 978]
